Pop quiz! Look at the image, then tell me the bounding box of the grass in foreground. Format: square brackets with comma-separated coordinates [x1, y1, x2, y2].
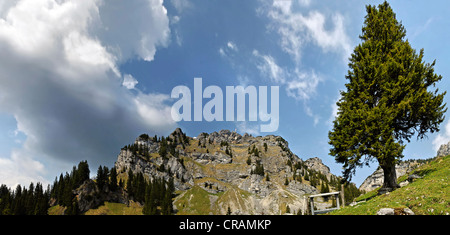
[330, 155, 449, 215]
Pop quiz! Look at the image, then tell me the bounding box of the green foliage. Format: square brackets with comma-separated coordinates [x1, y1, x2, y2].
[320, 181, 330, 194]
[0, 160, 92, 215]
[248, 145, 259, 157]
[329, 1, 446, 187]
[139, 133, 150, 140]
[246, 156, 251, 165]
[1, 157, 177, 215]
[251, 160, 265, 176]
[0, 182, 49, 215]
[159, 137, 168, 159]
[96, 165, 109, 190]
[126, 172, 175, 215]
[332, 155, 450, 215]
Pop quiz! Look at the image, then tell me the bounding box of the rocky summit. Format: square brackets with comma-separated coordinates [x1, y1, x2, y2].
[114, 128, 345, 215]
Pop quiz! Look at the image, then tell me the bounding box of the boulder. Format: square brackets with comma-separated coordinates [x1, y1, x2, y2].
[376, 207, 415, 215]
[74, 179, 129, 213]
[376, 208, 394, 215]
[359, 160, 423, 193]
[437, 141, 450, 157]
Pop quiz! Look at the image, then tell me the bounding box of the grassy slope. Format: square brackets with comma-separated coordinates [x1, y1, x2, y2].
[84, 201, 143, 215]
[331, 155, 450, 215]
[48, 202, 143, 215]
[173, 185, 216, 215]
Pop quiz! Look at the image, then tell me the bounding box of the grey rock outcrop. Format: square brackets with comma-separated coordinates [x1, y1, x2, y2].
[437, 141, 450, 157]
[359, 160, 423, 193]
[304, 157, 332, 181]
[74, 179, 128, 213]
[191, 152, 232, 165]
[115, 148, 193, 191]
[114, 128, 345, 215]
[376, 208, 395, 215]
[376, 207, 415, 215]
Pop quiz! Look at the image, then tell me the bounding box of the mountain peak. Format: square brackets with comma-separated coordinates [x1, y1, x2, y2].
[113, 129, 354, 215]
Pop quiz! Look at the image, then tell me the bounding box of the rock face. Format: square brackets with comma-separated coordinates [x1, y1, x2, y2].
[359, 160, 424, 193]
[376, 207, 415, 215]
[437, 141, 450, 157]
[114, 128, 343, 215]
[304, 157, 332, 181]
[74, 179, 128, 213]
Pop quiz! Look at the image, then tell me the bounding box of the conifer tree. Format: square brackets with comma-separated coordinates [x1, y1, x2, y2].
[329, 1, 446, 193]
[227, 206, 232, 215]
[109, 166, 118, 191]
[143, 182, 155, 215]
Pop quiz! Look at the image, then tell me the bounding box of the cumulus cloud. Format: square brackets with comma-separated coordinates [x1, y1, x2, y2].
[268, 0, 351, 63]
[252, 0, 351, 126]
[123, 74, 139, 89]
[96, 0, 171, 62]
[0, 0, 175, 187]
[0, 149, 47, 188]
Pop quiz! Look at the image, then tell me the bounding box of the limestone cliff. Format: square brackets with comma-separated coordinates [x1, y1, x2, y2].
[114, 128, 344, 215]
[359, 160, 425, 193]
[359, 142, 446, 193]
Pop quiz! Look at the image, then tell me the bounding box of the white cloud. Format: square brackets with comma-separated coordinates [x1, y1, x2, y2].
[298, 0, 311, 7]
[252, 0, 351, 126]
[227, 41, 238, 51]
[123, 74, 139, 89]
[0, 0, 175, 187]
[253, 49, 321, 126]
[253, 50, 286, 84]
[0, 149, 48, 188]
[133, 93, 176, 132]
[219, 41, 239, 58]
[253, 50, 320, 101]
[237, 75, 251, 87]
[170, 0, 191, 14]
[236, 121, 260, 136]
[411, 17, 434, 39]
[285, 68, 320, 101]
[267, 1, 351, 63]
[432, 120, 450, 152]
[219, 47, 226, 57]
[96, 0, 171, 62]
[327, 93, 341, 127]
[272, 0, 292, 15]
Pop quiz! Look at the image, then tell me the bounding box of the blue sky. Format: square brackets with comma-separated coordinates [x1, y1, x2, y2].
[0, 0, 449, 188]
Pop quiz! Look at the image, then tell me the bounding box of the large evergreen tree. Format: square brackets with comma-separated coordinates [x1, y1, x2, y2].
[329, 1, 446, 193]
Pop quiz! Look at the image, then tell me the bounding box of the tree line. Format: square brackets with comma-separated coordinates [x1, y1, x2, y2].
[0, 182, 49, 215]
[0, 159, 175, 215]
[125, 169, 174, 215]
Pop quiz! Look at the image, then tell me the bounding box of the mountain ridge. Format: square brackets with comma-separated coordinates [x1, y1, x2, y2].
[112, 128, 358, 215]
[0, 128, 361, 215]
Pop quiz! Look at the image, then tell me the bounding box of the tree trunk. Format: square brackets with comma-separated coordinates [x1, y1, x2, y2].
[379, 163, 400, 195]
